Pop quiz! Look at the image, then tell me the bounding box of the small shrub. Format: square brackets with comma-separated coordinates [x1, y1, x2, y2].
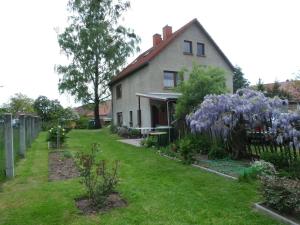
[75, 144, 120, 208]
[141, 136, 157, 148]
[260, 175, 300, 214]
[208, 143, 227, 159]
[109, 124, 118, 134]
[46, 126, 67, 147]
[128, 129, 141, 138]
[63, 150, 72, 159]
[75, 116, 89, 129]
[117, 126, 129, 138]
[239, 160, 276, 182]
[260, 152, 289, 169]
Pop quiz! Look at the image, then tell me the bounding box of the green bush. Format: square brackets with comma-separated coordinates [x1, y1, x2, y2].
[75, 116, 89, 129]
[128, 129, 141, 138]
[75, 144, 120, 208]
[177, 134, 212, 164]
[261, 152, 300, 179]
[109, 124, 118, 134]
[239, 160, 277, 182]
[117, 126, 129, 138]
[46, 126, 67, 147]
[159, 143, 180, 158]
[141, 136, 157, 148]
[260, 175, 300, 214]
[260, 152, 289, 169]
[208, 143, 227, 159]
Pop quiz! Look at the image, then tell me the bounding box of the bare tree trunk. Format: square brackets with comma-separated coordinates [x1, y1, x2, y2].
[231, 120, 248, 159]
[94, 98, 101, 129]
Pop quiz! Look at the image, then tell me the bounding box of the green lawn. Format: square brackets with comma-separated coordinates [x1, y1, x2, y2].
[0, 129, 281, 225]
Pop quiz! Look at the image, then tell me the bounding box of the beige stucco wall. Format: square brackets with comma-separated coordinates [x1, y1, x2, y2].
[112, 23, 234, 127]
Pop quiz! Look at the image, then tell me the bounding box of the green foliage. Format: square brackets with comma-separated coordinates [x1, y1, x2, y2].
[239, 160, 276, 182]
[265, 80, 291, 99]
[177, 134, 211, 164]
[260, 152, 289, 169]
[75, 116, 89, 129]
[159, 143, 180, 158]
[208, 143, 227, 159]
[255, 78, 265, 92]
[260, 175, 300, 214]
[141, 136, 157, 148]
[128, 128, 141, 138]
[175, 64, 226, 119]
[56, 0, 140, 128]
[233, 66, 250, 93]
[109, 124, 118, 134]
[75, 144, 120, 207]
[6, 93, 34, 116]
[46, 126, 67, 147]
[63, 150, 73, 159]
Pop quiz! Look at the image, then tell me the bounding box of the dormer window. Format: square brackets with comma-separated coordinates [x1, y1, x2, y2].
[197, 42, 205, 56]
[183, 40, 192, 55]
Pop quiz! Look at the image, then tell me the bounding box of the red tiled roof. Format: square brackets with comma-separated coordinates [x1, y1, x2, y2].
[109, 18, 234, 86]
[74, 100, 112, 117]
[264, 81, 300, 101]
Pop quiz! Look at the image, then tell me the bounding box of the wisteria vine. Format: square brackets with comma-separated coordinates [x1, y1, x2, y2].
[187, 88, 300, 147]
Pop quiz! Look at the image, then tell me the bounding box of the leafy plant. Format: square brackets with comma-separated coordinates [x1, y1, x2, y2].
[109, 124, 118, 134]
[239, 160, 276, 182]
[117, 126, 129, 138]
[46, 126, 67, 147]
[208, 143, 227, 159]
[141, 136, 157, 148]
[260, 175, 300, 214]
[128, 129, 141, 138]
[260, 152, 289, 169]
[75, 143, 120, 208]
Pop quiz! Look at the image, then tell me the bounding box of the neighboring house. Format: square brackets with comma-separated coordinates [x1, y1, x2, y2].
[109, 18, 234, 128]
[74, 100, 112, 124]
[264, 80, 300, 111]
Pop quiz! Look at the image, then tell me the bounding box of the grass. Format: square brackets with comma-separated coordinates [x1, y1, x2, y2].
[0, 129, 282, 225]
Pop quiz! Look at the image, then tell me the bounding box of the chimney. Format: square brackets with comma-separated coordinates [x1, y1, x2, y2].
[163, 25, 172, 40]
[153, 33, 162, 47]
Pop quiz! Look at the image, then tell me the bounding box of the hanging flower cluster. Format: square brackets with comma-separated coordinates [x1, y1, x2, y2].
[187, 88, 300, 146]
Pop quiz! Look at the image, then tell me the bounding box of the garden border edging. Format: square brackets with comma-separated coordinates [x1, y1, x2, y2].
[254, 202, 299, 225]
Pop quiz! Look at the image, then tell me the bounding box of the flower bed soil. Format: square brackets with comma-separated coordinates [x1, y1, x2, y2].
[48, 151, 79, 181]
[75, 192, 127, 215]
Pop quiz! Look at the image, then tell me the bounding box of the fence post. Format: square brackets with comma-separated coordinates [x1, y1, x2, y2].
[4, 113, 14, 178]
[19, 114, 26, 158]
[31, 116, 35, 141]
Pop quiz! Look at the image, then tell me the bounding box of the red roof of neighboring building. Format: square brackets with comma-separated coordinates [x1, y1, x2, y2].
[74, 100, 112, 118]
[109, 18, 234, 86]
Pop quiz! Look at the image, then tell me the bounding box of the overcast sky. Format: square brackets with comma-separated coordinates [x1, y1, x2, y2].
[0, 0, 299, 107]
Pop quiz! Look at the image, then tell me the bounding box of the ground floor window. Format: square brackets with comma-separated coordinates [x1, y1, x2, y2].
[117, 112, 123, 126]
[129, 111, 133, 127]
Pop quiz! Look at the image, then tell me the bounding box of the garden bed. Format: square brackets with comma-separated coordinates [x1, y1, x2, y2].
[48, 151, 79, 181]
[254, 202, 300, 225]
[75, 192, 127, 215]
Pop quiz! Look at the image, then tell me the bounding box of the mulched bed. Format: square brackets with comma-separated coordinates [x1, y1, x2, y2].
[75, 192, 127, 215]
[48, 151, 80, 181]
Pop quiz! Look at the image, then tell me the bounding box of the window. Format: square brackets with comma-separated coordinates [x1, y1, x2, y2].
[197, 43, 205, 56]
[116, 84, 122, 99]
[129, 111, 133, 127]
[183, 40, 192, 54]
[117, 112, 123, 126]
[163, 71, 180, 88]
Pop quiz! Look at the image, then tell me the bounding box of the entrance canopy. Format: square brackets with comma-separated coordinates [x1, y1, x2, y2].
[136, 92, 182, 101]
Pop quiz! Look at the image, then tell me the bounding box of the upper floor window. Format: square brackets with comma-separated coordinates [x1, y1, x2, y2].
[116, 84, 122, 99]
[183, 40, 192, 54]
[163, 71, 180, 88]
[197, 42, 205, 56]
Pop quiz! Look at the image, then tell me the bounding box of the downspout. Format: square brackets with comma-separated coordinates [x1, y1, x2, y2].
[166, 100, 171, 143]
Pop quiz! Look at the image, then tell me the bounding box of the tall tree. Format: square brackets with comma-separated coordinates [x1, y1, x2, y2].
[256, 78, 265, 92]
[7, 93, 34, 116]
[175, 65, 226, 119]
[233, 66, 249, 92]
[56, 0, 139, 129]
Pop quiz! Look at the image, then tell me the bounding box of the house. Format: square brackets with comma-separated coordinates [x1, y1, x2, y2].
[74, 100, 112, 124]
[263, 80, 300, 111]
[109, 18, 234, 129]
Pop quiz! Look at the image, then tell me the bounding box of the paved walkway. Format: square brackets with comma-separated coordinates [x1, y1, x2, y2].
[118, 138, 142, 147]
